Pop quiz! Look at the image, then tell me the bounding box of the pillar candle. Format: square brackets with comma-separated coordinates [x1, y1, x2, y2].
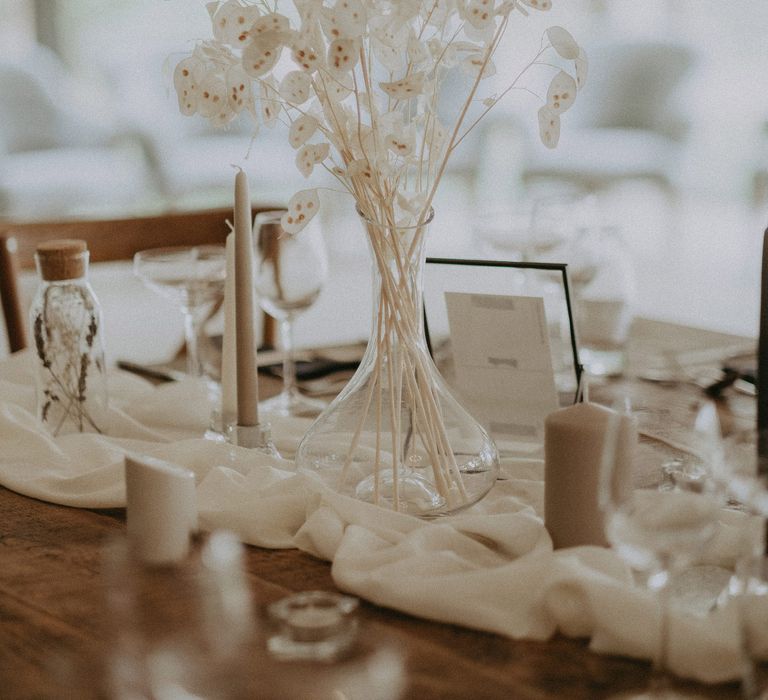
[234, 169, 259, 427]
[124, 454, 197, 565]
[221, 232, 237, 427]
[544, 402, 636, 549]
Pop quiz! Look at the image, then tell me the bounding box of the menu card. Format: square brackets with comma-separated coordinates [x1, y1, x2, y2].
[444, 292, 559, 455]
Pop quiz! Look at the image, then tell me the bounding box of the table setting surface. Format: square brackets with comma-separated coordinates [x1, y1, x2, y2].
[0, 318, 759, 699]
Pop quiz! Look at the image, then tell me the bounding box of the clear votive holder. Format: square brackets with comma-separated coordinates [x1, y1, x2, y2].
[267, 591, 359, 662]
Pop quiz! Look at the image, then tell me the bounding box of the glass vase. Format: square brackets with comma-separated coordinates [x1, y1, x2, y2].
[30, 240, 108, 436]
[295, 208, 499, 517]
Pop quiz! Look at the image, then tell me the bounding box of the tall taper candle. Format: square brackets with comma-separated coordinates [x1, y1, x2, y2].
[234, 169, 259, 427]
[221, 232, 237, 427]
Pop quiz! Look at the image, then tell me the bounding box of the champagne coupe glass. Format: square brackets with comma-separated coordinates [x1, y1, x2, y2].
[133, 246, 227, 378]
[600, 401, 724, 699]
[253, 211, 328, 418]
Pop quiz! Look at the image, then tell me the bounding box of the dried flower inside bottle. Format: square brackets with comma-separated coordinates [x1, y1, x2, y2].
[30, 239, 108, 436]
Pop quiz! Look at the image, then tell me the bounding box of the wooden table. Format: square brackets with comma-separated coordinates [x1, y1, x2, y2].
[0, 319, 758, 699]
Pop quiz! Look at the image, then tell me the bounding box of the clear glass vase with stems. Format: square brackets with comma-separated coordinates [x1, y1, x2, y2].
[295, 208, 499, 517]
[599, 400, 724, 699]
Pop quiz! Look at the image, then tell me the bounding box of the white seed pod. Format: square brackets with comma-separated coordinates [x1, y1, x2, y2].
[393, 0, 421, 24]
[320, 0, 365, 41]
[347, 158, 375, 183]
[465, 0, 495, 30]
[279, 70, 312, 104]
[212, 0, 261, 46]
[327, 39, 359, 73]
[260, 76, 280, 126]
[407, 34, 430, 67]
[427, 37, 445, 62]
[520, 0, 552, 11]
[176, 86, 198, 116]
[242, 36, 281, 77]
[335, 0, 366, 33]
[575, 48, 588, 89]
[371, 16, 411, 65]
[281, 189, 320, 234]
[173, 56, 202, 90]
[295, 0, 323, 25]
[461, 53, 496, 79]
[379, 72, 424, 100]
[321, 72, 354, 102]
[174, 58, 203, 116]
[538, 105, 560, 149]
[291, 38, 323, 73]
[210, 103, 237, 127]
[198, 73, 228, 118]
[385, 130, 415, 157]
[379, 110, 404, 135]
[295, 142, 330, 177]
[547, 26, 579, 60]
[372, 37, 404, 72]
[396, 190, 426, 215]
[250, 12, 290, 40]
[289, 114, 320, 148]
[546, 70, 577, 114]
[226, 64, 253, 113]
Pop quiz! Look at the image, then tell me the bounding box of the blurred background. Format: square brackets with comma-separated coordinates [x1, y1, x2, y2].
[1, 0, 766, 360]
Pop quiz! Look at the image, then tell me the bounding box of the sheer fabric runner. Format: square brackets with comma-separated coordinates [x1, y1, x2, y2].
[0, 350, 756, 683]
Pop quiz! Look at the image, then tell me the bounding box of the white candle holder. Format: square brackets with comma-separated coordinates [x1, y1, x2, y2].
[227, 423, 280, 458]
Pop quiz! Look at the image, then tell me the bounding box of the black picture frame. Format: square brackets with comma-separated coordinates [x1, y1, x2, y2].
[424, 257, 583, 403]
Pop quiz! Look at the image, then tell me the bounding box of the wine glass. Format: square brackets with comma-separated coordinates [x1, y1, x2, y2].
[599, 401, 724, 698]
[253, 210, 328, 418]
[133, 246, 226, 378]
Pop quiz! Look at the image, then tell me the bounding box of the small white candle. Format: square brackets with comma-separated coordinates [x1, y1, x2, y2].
[234, 169, 259, 427]
[221, 232, 237, 426]
[544, 402, 636, 549]
[124, 454, 197, 565]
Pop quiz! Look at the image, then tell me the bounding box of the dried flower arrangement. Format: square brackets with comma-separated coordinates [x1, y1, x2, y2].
[174, 0, 585, 513]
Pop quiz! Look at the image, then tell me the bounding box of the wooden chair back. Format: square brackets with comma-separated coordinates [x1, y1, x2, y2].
[0, 207, 278, 353]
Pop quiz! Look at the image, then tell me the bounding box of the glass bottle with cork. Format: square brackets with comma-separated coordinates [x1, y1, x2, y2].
[30, 239, 108, 436]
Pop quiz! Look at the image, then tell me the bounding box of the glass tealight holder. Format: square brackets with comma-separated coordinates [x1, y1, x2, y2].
[267, 591, 359, 662]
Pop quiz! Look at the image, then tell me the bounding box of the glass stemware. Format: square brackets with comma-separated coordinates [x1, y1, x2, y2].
[718, 427, 768, 699]
[133, 246, 226, 378]
[600, 401, 724, 699]
[253, 210, 328, 418]
[530, 194, 635, 377]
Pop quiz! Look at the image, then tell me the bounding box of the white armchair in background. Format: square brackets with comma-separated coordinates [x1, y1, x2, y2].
[0, 45, 154, 221]
[522, 41, 697, 193]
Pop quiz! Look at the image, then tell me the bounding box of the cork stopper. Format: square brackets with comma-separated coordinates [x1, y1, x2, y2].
[35, 239, 89, 281]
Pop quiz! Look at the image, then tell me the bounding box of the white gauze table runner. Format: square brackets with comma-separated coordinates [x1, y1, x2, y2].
[0, 350, 762, 684]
